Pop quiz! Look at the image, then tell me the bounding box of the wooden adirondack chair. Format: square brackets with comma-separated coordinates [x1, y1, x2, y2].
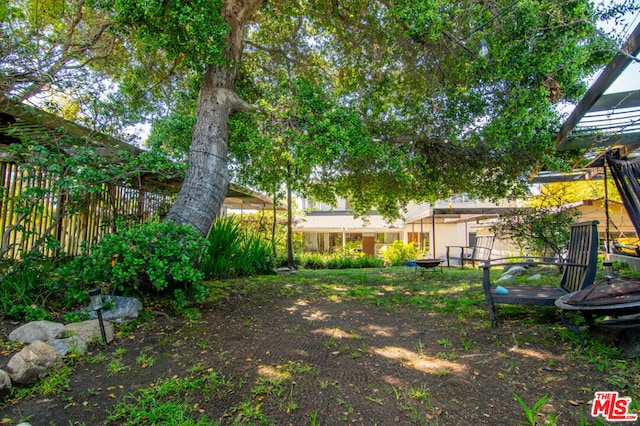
[446, 235, 495, 268]
[481, 220, 599, 327]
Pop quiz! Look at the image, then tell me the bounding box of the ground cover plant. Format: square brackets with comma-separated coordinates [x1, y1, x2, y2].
[1, 266, 639, 425]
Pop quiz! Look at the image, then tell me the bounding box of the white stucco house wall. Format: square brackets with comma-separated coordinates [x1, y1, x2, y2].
[293, 195, 524, 260]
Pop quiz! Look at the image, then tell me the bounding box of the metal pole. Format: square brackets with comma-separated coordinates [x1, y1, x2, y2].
[432, 211, 436, 258]
[96, 308, 107, 345]
[604, 157, 611, 254]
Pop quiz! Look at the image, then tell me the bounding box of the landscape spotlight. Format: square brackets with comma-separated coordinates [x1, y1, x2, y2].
[88, 288, 108, 345]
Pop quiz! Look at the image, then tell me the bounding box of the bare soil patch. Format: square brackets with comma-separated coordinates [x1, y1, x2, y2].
[0, 269, 630, 425]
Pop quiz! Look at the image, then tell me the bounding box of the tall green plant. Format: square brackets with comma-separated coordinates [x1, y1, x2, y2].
[381, 241, 422, 267]
[0, 251, 54, 320]
[201, 216, 275, 279]
[201, 216, 243, 279]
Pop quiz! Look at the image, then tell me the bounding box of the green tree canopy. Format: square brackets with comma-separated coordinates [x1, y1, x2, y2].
[3, 0, 639, 233]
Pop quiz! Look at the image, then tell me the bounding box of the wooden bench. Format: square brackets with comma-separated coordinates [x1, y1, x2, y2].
[480, 220, 599, 327]
[446, 235, 495, 268]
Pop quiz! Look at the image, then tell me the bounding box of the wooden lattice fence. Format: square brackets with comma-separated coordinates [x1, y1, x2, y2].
[0, 160, 176, 259]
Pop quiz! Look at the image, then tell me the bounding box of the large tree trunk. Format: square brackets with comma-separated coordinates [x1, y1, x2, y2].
[165, 0, 262, 236]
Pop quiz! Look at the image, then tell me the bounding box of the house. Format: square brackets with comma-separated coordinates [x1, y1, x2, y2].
[294, 192, 640, 262]
[295, 198, 405, 256]
[294, 195, 523, 259]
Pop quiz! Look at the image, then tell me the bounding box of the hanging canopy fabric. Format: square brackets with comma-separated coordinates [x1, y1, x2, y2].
[606, 152, 640, 237]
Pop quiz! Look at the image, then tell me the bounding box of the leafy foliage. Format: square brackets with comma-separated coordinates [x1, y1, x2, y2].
[3, 0, 639, 248]
[96, 0, 228, 71]
[64, 220, 207, 307]
[297, 252, 384, 270]
[380, 240, 423, 267]
[0, 252, 55, 320]
[201, 216, 275, 279]
[1, 124, 181, 260]
[491, 186, 581, 257]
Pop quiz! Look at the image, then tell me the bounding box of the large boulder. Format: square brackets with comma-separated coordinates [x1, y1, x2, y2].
[8, 321, 64, 344]
[47, 336, 88, 357]
[87, 295, 143, 323]
[6, 340, 62, 385]
[62, 319, 114, 344]
[504, 266, 527, 277]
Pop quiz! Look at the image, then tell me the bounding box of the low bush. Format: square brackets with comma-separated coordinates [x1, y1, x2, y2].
[59, 220, 207, 308]
[380, 240, 422, 266]
[297, 252, 383, 269]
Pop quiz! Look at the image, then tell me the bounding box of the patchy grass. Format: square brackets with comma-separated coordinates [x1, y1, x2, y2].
[3, 265, 640, 425]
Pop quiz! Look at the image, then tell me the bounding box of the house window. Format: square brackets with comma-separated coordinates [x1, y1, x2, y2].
[328, 233, 343, 252]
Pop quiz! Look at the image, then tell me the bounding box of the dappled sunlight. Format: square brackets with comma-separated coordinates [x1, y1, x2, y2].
[284, 299, 309, 314]
[303, 309, 331, 321]
[371, 346, 466, 375]
[381, 375, 403, 387]
[508, 346, 555, 360]
[435, 284, 476, 295]
[361, 324, 395, 337]
[312, 327, 359, 339]
[257, 364, 291, 380]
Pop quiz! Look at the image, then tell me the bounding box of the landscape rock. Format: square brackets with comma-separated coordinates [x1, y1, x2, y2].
[87, 295, 142, 323]
[504, 266, 527, 277]
[47, 336, 88, 357]
[527, 274, 543, 281]
[0, 368, 11, 397]
[497, 274, 516, 282]
[6, 340, 62, 385]
[8, 320, 64, 344]
[62, 319, 114, 344]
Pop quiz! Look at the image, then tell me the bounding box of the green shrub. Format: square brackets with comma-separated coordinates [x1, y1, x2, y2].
[0, 252, 55, 320]
[201, 216, 274, 278]
[352, 255, 384, 268]
[61, 220, 207, 308]
[381, 240, 421, 266]
[238, 232, 275, 275]
[298, 252, 325, 269]
[297, 252, 383, 269]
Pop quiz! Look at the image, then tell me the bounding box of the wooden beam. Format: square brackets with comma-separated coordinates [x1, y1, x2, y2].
[556, 23, 640, 151]
[560, 131, 640, 151]
[0, 98, 142, 155]
[589, 89, 640, 113]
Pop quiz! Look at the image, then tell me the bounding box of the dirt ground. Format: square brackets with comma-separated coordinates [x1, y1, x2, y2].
[0, 270, 633, 425]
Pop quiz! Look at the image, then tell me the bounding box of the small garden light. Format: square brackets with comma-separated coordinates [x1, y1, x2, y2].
[88, 288, 108, 345]
[479, 37, 489, 57]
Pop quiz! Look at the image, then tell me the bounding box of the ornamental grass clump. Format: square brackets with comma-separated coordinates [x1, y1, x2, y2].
[201, 216, 275, 278]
